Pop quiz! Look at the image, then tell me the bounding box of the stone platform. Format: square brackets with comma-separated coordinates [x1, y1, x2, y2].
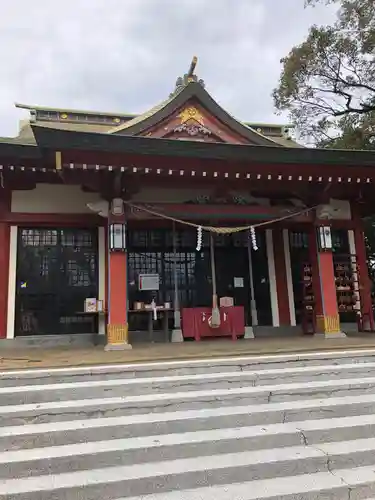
[2, 334, 375, 371]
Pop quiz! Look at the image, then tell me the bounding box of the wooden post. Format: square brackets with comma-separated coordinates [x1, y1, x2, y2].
[105, 207, 132, 350]
[273, 228, 291, 325]
[351, 203, 374, 331]
[311, 224, 344, 337]
[171, 222, 184, 342]
[354, 225, 374, 331]
[0, 193, 10, 339]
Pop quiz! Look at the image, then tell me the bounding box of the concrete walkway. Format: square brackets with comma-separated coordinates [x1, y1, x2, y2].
[2, 335, 375, 371]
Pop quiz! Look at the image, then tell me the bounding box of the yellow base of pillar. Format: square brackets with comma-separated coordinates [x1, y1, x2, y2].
[316, 314, 346, 337]
[105, 323, 132, 350]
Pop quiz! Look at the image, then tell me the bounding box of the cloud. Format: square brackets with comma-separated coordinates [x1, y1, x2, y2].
[0, 0, 336, 136]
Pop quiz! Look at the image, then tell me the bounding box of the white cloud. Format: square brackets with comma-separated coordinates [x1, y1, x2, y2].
[0, 0, 336, 136]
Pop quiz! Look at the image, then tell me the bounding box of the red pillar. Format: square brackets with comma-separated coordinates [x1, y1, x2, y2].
[310, 225, 341, 335]
[0, 193, 10, 339]
[273, 228, 291, 325]
[354, 224, 374, 330]
[351, 204, 374, 330]
[0, 223, 10, 339]
[105, 210, 131, 350]
[308, 229, 323, 318]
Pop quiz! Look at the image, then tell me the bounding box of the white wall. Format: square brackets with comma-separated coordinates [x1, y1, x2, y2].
[98, 227, 106, 335]
[6, 226, 17, 339]
[265, 229, 280, 327]
[283, 229, 296, 326]
[11, 184, 102, 213]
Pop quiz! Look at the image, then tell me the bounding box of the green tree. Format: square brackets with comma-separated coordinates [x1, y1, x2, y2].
[273, 0, 375, 145]
[273, 0, 375, 278]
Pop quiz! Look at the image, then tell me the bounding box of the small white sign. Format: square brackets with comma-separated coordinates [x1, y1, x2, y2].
[84, 298, 97, 313]
[139, 274, 160, 291]
[234, 277, 244, 288]
[220, 296, 234, 307]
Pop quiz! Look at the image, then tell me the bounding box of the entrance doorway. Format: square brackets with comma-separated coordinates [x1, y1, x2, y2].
[15, 228, 98, 336]
[126, 227, 272, 329]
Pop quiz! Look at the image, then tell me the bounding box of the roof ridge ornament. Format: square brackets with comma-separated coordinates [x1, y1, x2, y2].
[171, 56, 205, 96]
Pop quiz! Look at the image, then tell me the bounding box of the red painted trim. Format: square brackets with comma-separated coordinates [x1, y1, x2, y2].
[319, 252, 339, 317]
[354, 226, 374, 324]
[330, 220, 356, 229]
[273, 229, 291, 325]
[6, 213, 104, 226]
[308, 229, 323, 316]
[0, 192, 11, 339]
[4, 209, 355, 230]
[108, 252, 127, 324]
[104, 225, 108, 311]
[0, 222, 10, 338]
[309, 226, 338, 320]
[143, 100, 249, 145]
[62, 150, 375, 179]
[350, 202, 374, 327]
[108, 214, 127, 325]
[127, 203, 313, 222]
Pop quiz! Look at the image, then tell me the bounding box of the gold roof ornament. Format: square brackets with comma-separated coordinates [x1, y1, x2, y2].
[187, 56, 198, 82]
[171, 56, 205, 96]
[179, 106, 205, 125]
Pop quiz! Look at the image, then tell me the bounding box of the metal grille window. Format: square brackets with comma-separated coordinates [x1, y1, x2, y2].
[289, 231, 310, 325]
[332, 229, 350, 254]
[290, 231, 309, 249]
[15, 228, 98, 336]
[127, 227, 272, 328]
[22, 229, 58, 247]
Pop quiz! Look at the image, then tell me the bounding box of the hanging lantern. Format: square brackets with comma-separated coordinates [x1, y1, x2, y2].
[109, 223, 127, 252]
[196, 225, 203, 251]
[317, 225, 332, 251]
[250, 226, 258, 251]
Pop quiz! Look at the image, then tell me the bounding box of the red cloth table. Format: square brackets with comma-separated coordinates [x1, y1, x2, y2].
[181, 306, 245, 341]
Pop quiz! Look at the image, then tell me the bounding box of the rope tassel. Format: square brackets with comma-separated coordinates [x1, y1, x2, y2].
[196, 225, 203, 251]
[250, 226, 258, 251]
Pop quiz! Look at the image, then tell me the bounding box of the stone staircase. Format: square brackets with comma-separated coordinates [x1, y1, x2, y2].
[1, 351, 375, 498]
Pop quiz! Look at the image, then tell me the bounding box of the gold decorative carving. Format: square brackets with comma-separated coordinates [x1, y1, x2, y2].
[55, 151, 62, 171]
[178, 106, 204, 125]
[107, 323, 129, 344]
[316, 314, 341, 333]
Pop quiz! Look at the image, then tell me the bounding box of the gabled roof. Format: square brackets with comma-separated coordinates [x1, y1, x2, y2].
[12, 59, 301, 147]
[107, 81, 283, 146]
[27, 124, 375, 167]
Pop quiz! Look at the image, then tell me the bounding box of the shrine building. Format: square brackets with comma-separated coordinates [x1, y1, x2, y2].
[0, 58, 374, 349]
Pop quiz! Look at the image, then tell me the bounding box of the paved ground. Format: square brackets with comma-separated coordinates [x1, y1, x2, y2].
[2, 351, 375, 498]
[2, 335, 375, 370]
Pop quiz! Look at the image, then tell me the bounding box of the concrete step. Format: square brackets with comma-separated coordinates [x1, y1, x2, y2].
[2, 359, 375, 388]
[2, 446, 375, 499]
[3, 420, 375, 477]
[3, 390, 375, 428]
[2, 353, 375, 499]
[3, 373, 375, 418]
[2, 350, 375, 383]
[0, 406, 375, 454]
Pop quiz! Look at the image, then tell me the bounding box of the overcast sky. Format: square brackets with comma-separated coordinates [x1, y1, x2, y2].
[0, 0, 336, 136]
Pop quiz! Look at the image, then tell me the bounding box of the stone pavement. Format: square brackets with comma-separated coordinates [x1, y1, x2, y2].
[2, 334, 375, 371]
[3, 351, 375, 498]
